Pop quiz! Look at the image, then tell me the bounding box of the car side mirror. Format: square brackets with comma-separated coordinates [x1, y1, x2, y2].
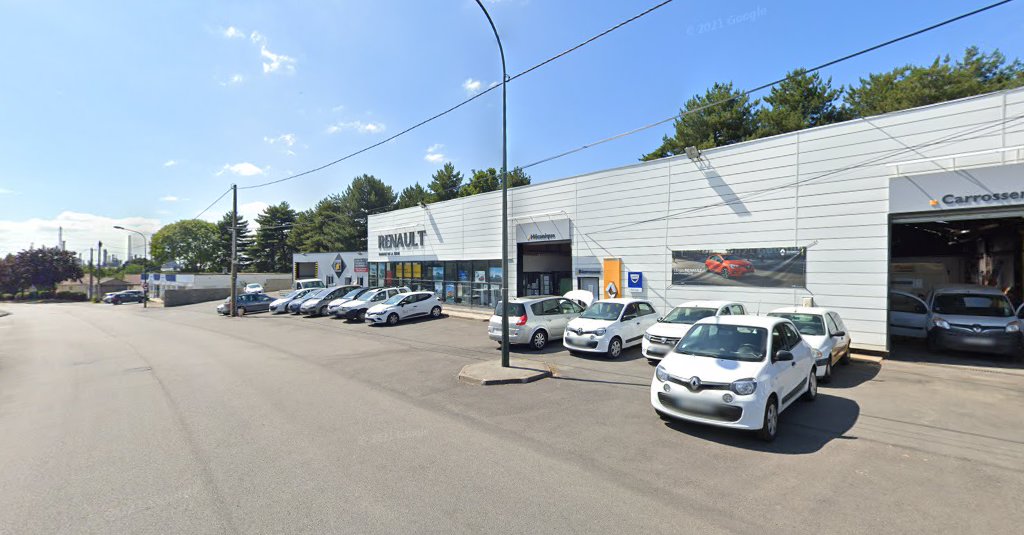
[657, 316, 664, 322]
[832, 331, 846, 338]
[773, 350, 794, 363]
[622, 314, 636, 322]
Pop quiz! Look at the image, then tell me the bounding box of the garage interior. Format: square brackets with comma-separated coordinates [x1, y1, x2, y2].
[517, 242, 573, 296]
[889, 211, 1024, 362]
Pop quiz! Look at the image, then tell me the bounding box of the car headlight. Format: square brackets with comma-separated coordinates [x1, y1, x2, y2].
[644, 332, 651, 341]
[811, 348, 823, 359]
[729, 379, 757, 396]
[931, 316, 950, 330]
[594, 328, 607, 336]
[1007, 321, 1021, 333]
[655, 365, 670, 382]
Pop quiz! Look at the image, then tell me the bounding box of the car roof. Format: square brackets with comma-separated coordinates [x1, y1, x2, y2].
[507, 295, 559, 303]
[695, 315, 789, 328]
[931, 284, 1006, 296]
[675, 300, 738, 309]
[593, 298, 649, 304]
[767, 306, 837, 315]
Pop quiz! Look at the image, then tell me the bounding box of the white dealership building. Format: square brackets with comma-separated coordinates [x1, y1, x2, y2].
[367, 87, 1024, 352]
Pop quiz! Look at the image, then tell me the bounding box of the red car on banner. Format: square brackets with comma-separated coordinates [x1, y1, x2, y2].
[705, 253, 755, 279]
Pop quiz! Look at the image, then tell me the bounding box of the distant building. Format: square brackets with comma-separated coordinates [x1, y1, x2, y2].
[292, 252, 368, 287]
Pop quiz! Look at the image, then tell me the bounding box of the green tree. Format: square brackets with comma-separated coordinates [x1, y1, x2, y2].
[13, 247, 83, 291]
[396, 182, 430, 209]
[338, 174, 396, 249]
[150, 219, 220, 272]
[0, 253, 28, 294]
[286, 196, 345, 253]
[642, 82, 760, 160]
[427, 162, 463, 202]
[250, 202, 297, 272]
[215, 211, 253, 272]
[459, 167, 532, 197]
[845, 47, 1024, 117]
[757, 69, 845, 138]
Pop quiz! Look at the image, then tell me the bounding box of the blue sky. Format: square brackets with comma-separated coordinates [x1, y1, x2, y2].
[1, 0, 1022, 258]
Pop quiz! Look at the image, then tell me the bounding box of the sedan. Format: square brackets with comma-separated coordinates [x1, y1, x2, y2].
[366, 292, 443, 325]
[217, 293, 274, 316]
[767, 307, 851, 382]
[244, 283, 264, 294]
[269, 288, 317, 314]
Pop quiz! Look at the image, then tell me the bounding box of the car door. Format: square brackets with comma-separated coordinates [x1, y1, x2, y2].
[404, 294, 426, 319]
[825, 312, 849, 362]
[554, 299, 582, 339]
[768, 325, 794, 399]
[257, 294, 273, 312]
[636, 302, 659, 332]
[889, 291, 928, 339]
[783, 323, 814, 393]
[619, 303, 644, 346]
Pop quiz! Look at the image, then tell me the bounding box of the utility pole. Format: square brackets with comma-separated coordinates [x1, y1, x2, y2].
[475, 0, 511, 368]
[96, 240, 102, 299]
[230, 184, 238, 317]
[88, 248, 94, 301]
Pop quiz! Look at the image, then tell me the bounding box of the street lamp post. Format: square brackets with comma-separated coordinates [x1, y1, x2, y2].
[114, 225, 149, 308]
[474, 0, 511, 368]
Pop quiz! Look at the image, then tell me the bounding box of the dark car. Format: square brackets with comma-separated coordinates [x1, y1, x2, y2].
[217, 293, 274, 316]
[287, 291, 322, 314]
[106, 290, 146, 305]
[299, 285, 362, 317]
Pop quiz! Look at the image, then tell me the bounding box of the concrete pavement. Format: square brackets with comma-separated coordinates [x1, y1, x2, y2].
[2, 302, 1023, 534]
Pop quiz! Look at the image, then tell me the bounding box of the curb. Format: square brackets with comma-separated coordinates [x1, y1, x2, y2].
[458, 359, 554, 385]
[850, 353, 883, 364]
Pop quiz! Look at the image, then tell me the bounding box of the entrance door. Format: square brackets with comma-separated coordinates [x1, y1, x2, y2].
[578, 277, 599, 302]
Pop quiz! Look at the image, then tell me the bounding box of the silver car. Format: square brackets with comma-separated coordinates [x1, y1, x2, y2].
[488, 295, 586, 350]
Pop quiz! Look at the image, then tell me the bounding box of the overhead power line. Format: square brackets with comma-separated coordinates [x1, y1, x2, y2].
[236, 0, 676, 191]
[193, 187, 233, 220]
[520, 0, 1016, 170]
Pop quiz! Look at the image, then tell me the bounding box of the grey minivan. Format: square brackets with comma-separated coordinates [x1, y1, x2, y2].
[489, 294, 589, 350]
[889, 284, 1022, 358]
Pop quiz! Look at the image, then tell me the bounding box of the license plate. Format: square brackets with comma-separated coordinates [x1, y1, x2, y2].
[963, 337, 996, 347]
[647, 346, 667, 355]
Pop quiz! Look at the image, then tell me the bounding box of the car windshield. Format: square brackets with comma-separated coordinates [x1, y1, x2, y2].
[676, 324, 768, 361]
[494, 301, 527, 317]
[384, 294, 406, 305]
[721, 254, 744, 261]
[662, 307, 717, 324]
[309, 288, 331, 299]
[768, 313, 825, 336]
[246, 284, 260, 288]
[932, 293, 1013, 317]
[343, 288, 369, 299]
[579, 302, 624, 321]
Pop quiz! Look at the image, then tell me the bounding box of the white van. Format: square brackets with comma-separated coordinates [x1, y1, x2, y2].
[293, 278, 326, 291]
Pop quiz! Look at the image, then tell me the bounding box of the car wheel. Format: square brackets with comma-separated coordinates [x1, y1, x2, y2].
[430, 306, 442, 318]
[720, 269, 730, 279]
[358, 309, 367, 322]
[757, 396, 779, 442]
[530, 330, 548, 351]
[237, 307, 246, 317]
[387, 313, 399, 326]
[822, 360, 832, 383]
[926, 332, 940, 353]
[840, 347, 851, 365]
[607, 337, 623, 359]
[803, 370, 817, 401]
[113, 299, 121, 305]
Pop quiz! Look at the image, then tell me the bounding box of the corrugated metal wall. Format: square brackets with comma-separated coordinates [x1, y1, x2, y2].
[369, 87, 1024, 351]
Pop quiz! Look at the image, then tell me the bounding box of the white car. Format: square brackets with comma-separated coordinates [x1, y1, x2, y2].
[269, 287, 317, 314]
[326, 287, 371, 316]
[768, 307, 851, 382]
[642, 301, 746, 361]
[336, 286, 411, 321]
[243, 283, 264, 294]
[651, 316, 817, 442]
[293, 278, 325, 291]
[366, 291, 443, 325]
[563, 298, 659, 359]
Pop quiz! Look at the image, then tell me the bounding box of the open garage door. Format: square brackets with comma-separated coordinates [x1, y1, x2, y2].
[888, 211, 1024, 365]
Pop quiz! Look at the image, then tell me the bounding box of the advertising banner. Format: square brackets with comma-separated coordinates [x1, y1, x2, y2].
[671, 247, 807, 288]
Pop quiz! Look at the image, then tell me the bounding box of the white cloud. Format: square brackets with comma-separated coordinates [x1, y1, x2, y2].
[424, 144, 445, 163]
[463, 78, 482, 93]
[263, 133, 296, 146]
[163, 160, 177, 167]
[0, 188, 13, 195]
[220, 73, 245, 86]
[160, 196, 180, 202]
[249, 31, 265, 45]
[331, 104, 345, 112]
[223, 26, 245, 39]
[260, 45, 295, 74]
[0, 211, 162, 257]
[326, 121, 385, 134]
[218, 162, 265, 177]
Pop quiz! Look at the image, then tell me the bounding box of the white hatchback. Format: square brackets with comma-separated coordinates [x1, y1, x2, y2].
[563, 298, 659, 359]
[651, 316, 817, 442]
[642, 301, 746, 361]
[767, 307, 851, 382]
[366, 291, 443, 325]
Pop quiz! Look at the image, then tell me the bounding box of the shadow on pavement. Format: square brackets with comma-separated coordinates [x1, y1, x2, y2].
[889, 338, 1024, 370]
[820, 361, 880, 389]
[661, 394, 860, 454]
[562, 346, 645, 363]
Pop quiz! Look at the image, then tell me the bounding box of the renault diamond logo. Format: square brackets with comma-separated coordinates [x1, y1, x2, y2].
[972, 325, 983, 333]
[576, 328, 584, 335]
[689, 376, 701, 391]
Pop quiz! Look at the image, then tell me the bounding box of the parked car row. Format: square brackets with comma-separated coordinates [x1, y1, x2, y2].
[218, 285, 444, 327]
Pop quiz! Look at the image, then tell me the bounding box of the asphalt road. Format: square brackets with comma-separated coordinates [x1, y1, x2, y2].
[2, 302, 1023, 534]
